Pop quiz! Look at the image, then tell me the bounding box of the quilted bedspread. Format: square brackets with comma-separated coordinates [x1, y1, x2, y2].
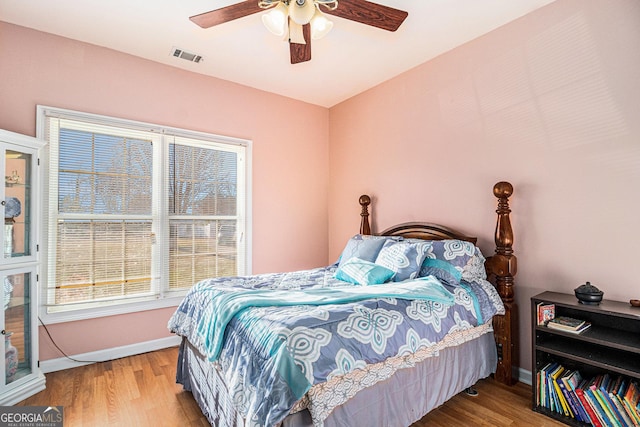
[168, 264, 504, 426]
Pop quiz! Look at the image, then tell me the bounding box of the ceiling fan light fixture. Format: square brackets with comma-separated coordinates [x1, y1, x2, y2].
[262, 1, 288, 36]
[191, 0, 406, 64]
[289, 0, 316, 26]
[310, 7, 333, 40]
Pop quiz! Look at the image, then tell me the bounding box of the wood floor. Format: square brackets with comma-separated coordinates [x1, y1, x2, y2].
[413, 377, 565, 427]
[19, 346, 565, 426]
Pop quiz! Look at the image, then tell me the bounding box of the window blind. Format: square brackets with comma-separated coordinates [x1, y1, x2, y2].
[39, 107, 249, 318]
[167, 136, 245, 291]
[45, 118, 158, 311]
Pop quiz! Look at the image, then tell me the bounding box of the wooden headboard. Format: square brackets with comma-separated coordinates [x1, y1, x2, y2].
[357, 182, 518, 386]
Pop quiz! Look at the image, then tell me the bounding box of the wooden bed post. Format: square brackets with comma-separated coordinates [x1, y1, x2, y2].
[486, 181, 519, 386]
[359, 195, 371, 235]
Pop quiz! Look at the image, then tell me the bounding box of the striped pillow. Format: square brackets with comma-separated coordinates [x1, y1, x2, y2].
[335, 257, 395, 285]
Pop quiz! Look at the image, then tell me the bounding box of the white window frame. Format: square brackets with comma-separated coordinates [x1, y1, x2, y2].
[36, 106, 252, 324]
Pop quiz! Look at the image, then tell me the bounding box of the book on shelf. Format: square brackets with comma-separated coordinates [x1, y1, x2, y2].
[591, 378, 640, 427]
[536, 370, 540, 406]
[591, 375, 620, 426]
[609, 391, 635, 427]
[597, 386, 627, 427]
[600, 374, 612, 394]
[547, 315, 591, 333]
[538, 362, 549, 408]
[537, 302, 556, 325]
[612, 376, 624, 396]
[536, 365, 640, 427]
[592, 375, 605, 390]
[576, 388, 604, 427]
[558, 370, 582, 421]
[540, 362, 558, 411]
[561, 322, 592, 334]
[551, 365, 573, 417]
[622, 399, 640, 426]
[623, 382, 640, 425]
[563, 370, 584, 397]
[624, 381, 639, 408]
[550, 364, 565, 414]
[575, 374, 593, 422]
[586, 387, 615, 427]
[561, 369, 590, 423]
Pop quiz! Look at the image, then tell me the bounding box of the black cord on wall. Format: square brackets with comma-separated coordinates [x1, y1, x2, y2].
[38, 317, 105, 364]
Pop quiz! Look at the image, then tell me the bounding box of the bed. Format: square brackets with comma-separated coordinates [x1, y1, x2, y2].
[168, 182, 518, 427]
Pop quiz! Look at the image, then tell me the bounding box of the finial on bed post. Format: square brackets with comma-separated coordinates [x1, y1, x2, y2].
[359, 195, 371, 235]
[488, 181, 518, 387]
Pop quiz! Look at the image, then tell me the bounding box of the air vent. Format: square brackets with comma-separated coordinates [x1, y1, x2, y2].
[171, 47, 203, 63]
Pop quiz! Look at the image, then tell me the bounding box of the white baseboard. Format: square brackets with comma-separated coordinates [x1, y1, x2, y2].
[40, 335, 182, 373]
[518, 367, 532, 386]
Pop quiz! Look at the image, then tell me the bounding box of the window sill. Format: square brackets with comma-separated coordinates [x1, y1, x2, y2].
[39, 295, 186, 325]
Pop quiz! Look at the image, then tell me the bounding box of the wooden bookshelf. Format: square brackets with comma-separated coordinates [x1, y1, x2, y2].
[531, 291, 640, 426]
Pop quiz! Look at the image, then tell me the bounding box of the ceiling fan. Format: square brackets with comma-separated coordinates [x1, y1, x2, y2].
[189, 0, 408, 64]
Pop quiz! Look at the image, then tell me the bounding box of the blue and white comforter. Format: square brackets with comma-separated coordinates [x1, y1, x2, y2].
[168, 264, 504, 426]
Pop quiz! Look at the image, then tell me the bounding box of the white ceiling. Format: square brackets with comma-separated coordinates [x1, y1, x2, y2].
[0, 0, 555, 107]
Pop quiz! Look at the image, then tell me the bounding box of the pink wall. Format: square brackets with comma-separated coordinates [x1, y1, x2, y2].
[2, 0, 639, 375]
[0, 22, 330, 360]
[329, 0, 640, 374]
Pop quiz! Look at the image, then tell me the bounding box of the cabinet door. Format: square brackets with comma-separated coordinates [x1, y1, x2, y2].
[1, 268, 36, 387]
[1, 142, 39, 264]
[0, 130, 44, 403]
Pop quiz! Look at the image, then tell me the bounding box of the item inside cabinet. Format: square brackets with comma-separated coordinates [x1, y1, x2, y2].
[3, 223, 11, 258]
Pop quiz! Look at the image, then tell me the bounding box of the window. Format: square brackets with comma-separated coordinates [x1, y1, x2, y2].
[38, 107, 250, 321]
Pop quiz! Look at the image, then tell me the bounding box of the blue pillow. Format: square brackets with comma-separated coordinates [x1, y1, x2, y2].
[419, 239, 477, 286]
[337, 234, 401, 269]
[374, 240, 431, 282]
[420, 258, 462, 285]
[335, 258, 395, 285]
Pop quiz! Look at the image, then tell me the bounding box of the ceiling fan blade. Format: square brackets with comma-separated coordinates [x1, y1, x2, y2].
[290, 24, 311, 64]
[323, 0, 408, 32]
[190, 0, 264, 29]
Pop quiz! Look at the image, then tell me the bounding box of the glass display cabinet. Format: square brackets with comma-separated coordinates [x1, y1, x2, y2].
[0, 129, 45, 404]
